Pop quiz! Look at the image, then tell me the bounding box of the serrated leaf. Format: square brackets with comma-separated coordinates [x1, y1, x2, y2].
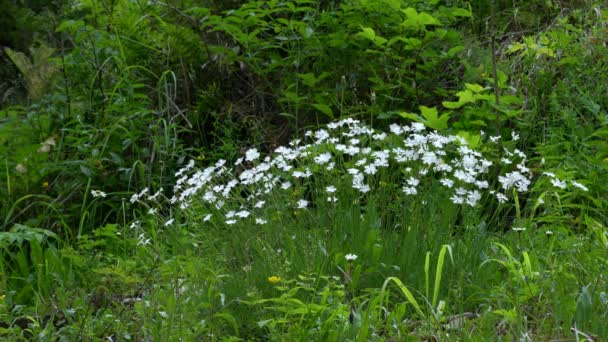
[442, 89, 476, 109]
[419, 106, 439, 121]
[400, 106, 450, 130]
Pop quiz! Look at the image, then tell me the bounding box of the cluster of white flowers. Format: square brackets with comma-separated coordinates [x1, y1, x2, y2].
[129, 118, 585, 228]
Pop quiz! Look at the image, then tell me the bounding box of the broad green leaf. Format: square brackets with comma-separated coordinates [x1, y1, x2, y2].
[381, 277, 425, 318]
[357, 26, 386, 46]
[442, 89, 475, 109]
[400, 106, 450, 130]
[387, 36, 406, 47]
[465, 83, 486, 93]
[358, 27, 376, 41]
[506, 42, 526, 55]
[405, 38, 422, 49]
[312, 104, 333, 118]
[432, 245, 453, 308]
[402, 8, 442, 31]
[385, 0, 402, 10]
[457, 131, 481, 148]
[447, 45, 465, 57]
[56, 19, 85, 33]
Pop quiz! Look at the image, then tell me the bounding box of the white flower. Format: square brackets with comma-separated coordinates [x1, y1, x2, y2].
[245, 148, 260, 162]
[450, 194, 464, 204]
[357, 184, 371, 193]
[372, 132, 386, 140]
[356, 158, 367, 167]
[344, 146, 360, 155]
[226, 219, 237, 225]
[314, 152, 332, 165]
[215, 159, 226, 168]
[292, 169, 312, 178]
[403, 186, 417, 195]
[326, 185, 337, 193]
[203, 214, 212, 222]
[137, 233, 151, 246]
[345, 253, 358, 261]
[496, 193, 508, 203]
[297, 199, 309, 209]
[550, 178, 567, 189]
[422, 151, 439, 165]
[164, 219, 174, 226]
[148, 189, 163, 201]
[389, 124, 403, 135]
[352, 173, 370, 193]
[281, 181, 292, 190]
[466, 190, 481, 207]
[364, 163, 377, 175]
[254, 200, 266, 208]
[315, 129, 330, 142]
[570, 181, 589, 192]
[411, 122, 425, 132]
[511, 131, 520, 141]
[130, 188, 149, 204]
[516, 162, 530, 173]
[512, 227, 526, 232]
[499, 171, 530, 192]
[255, 218, 267, 225]
[235, 210, 250, 218]
[475, 180, 489, 189]
[90, 190, 107, 198]
[406, 177, 419, 187]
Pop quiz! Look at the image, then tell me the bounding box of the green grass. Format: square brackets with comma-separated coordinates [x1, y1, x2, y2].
[1, 0, 608, 340]
[2, 121, 607, 340]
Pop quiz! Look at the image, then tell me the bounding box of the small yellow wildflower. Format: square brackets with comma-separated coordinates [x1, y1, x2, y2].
[42, 181, 49, 188]
[268, 276, 281, 284]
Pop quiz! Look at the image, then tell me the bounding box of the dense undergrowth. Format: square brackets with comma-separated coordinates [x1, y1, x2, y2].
[1, 0, 607, 340]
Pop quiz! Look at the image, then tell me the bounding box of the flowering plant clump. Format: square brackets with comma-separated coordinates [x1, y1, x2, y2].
[130, 118, 585, 229]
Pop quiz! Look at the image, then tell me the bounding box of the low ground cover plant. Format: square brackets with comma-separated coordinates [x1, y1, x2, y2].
[1, 0, 607, 340]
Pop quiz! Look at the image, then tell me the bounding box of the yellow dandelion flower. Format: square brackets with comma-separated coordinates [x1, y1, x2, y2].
[268, 276, 281, 284]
